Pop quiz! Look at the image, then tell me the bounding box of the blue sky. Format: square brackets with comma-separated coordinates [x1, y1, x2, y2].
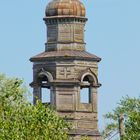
[0, 0, 140, 130]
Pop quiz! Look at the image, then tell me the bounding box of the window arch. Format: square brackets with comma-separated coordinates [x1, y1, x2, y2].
[81, 72, 98, 85]
[38, 71, 53, 83]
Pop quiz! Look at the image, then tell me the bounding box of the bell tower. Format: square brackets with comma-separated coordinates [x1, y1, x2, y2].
[30, 0, 101, 139]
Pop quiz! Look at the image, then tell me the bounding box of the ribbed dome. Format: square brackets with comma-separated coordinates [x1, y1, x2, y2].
[45, 0, 86, 17]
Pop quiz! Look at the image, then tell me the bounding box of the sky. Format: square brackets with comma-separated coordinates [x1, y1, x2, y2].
[0, 0, 140, 131]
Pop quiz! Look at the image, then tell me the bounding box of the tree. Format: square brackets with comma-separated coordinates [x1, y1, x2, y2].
[0, 74, 69, 140]
[103, 96, 140, 140]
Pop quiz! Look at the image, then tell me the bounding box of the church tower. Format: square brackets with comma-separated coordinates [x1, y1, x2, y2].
[30, 0, 101, 139]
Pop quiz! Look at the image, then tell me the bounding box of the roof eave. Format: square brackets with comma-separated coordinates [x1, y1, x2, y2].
[30, 56, 101, 63]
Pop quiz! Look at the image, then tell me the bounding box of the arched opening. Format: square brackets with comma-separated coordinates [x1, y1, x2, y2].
[38, 74, 50, 104]
[83, 75, 94, 83]
[39, 75, 48, 86]
[80, 74, 94, 104]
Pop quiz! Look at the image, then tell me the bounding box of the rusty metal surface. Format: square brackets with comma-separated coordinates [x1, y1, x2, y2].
[30, 51, 101, 62]
[45, 0, 85, 17]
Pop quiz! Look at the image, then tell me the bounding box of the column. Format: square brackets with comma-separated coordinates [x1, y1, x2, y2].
[90, 87, 98, 112]
[33, 85, 41, 104]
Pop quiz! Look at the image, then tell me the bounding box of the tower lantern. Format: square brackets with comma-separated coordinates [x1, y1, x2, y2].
[30, 0, 101, 139]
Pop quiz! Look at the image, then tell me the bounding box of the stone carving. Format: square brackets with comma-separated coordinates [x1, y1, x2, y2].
[59, 67, 71, 79]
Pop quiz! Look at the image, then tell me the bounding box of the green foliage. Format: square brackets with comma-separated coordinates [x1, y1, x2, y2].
[103, 96, 140, 140]
[81, 136, 90, 140]
[0, 74, 69, 140]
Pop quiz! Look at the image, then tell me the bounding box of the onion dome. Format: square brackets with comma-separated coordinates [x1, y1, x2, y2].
[45, 0, 86, 17]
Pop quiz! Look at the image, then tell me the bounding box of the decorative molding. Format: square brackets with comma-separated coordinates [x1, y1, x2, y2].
[44, 17, 87, 25]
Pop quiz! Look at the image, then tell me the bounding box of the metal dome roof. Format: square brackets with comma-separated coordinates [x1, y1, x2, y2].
[45, 0, 86, 17]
